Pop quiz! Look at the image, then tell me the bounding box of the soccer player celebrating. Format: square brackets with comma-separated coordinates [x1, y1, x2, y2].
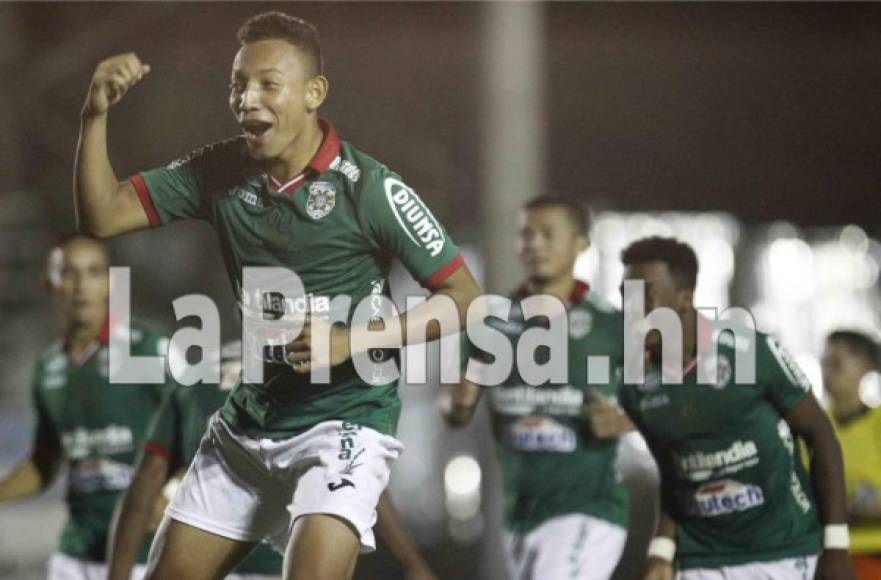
[822, 330, 881, 580]
[0, 235, 172, 580]
[443, 196, 630, 580]
[108, 342, 439, 580]
[74, 11, 480, 580]
[617, 237, 855, 580]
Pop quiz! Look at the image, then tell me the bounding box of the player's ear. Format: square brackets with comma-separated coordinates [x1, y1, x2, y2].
[304, 75, 328, 112]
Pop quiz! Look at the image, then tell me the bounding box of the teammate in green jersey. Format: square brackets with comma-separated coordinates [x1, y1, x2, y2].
[73, 11, 481, 580]
[617, 237, 855, 580]
[107, 341, 439, 580]
[0, 235, 172, 580]
[443, 196, 630, 580]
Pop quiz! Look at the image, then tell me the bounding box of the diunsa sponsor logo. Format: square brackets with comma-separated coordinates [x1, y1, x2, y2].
[384, 178, 445, 257]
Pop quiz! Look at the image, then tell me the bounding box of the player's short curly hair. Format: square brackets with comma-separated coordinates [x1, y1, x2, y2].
[621, 236, 699, 290]
[827, 330, 881, 370]
[238, 12, 323, 76]
[523, 195, 591, 237]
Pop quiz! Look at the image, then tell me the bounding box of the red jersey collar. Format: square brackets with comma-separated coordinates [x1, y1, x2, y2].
[63, 315, 110, 351]
[269, 117, 340, 193]
[513, 279, 589, 305]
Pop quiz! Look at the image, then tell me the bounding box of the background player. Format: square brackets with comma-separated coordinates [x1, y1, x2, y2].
[617, 237, 854, 580]
[0, 235, 172, 580]
[443, 196, 630, 580]
[74, 11, 481, 580]
[822, 330, 881, 580]
[108, 341, 439, 580]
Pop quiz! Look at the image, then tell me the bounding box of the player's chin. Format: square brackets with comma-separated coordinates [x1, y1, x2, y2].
[244, 142, 271, 160]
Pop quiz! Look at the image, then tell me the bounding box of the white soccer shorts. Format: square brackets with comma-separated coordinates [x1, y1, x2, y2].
[504, 513, 628, 580]
[165, 413, 403, 555]
[677, 554, 818, 580]
[46, 553, 146, 580]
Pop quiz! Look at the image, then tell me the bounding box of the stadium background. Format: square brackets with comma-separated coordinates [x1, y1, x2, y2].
[1, 2, 880, 579]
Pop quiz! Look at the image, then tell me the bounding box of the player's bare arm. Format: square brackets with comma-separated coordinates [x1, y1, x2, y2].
[784, 393, 857, 580]
[286, 264, 483, 374]
[586, 387, 635, 439]
[375, 492, 438, 580]
[440, 379, 482, 428]
[107, 450, 171, 580]
[0, 443, 61, 502]
[75, 53, 153, 238]
[643, 508, 676, 580]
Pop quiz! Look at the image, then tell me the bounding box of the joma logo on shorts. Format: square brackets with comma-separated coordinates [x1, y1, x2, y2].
[384, 178, 445, 257]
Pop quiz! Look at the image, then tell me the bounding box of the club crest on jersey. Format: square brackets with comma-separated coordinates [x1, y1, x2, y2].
[569, 309, 593, 339]
[306, 182, 336, 220]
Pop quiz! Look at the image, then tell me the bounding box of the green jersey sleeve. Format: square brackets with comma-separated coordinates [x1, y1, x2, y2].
[358, 167, 464, 287]
[759, 334, 813, 413]
[130, 148, 207, 226]
[31, 363, 60, 458]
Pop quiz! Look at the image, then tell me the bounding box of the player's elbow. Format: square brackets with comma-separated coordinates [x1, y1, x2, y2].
[77, 217, 117, 240]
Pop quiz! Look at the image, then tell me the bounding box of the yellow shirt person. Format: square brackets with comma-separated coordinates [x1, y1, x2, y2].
[823, 330, 881, 580]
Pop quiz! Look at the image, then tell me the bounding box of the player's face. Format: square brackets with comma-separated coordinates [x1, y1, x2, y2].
[517, 207, 588, 283]
[229, 40, 324, 161]
[48, 240, 110, 328]
[622, 261, 692, 349]
[822, 341, 868, 401]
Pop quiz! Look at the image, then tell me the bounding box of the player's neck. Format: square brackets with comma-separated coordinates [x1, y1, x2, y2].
[832, 393, 867, 424]
[64, 314, 105, 353]
[268, 118, 324, 182]
[526, 274, 577, 304]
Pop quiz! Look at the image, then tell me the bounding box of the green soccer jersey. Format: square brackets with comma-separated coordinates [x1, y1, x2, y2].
[30, 319, 172, 562]
[143, 362, 282, 574]
[468, 282, 629, 533]
[131, 119, 463, 438]
[619, 325, 823, 570]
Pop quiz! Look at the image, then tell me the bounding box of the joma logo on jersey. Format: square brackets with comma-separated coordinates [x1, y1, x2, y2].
[692, 480, 764, 517]
[384, 178, 445, 257]
[232, 187, 264, 208]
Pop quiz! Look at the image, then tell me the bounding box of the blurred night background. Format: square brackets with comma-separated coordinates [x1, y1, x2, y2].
[1, 2, 881, 579]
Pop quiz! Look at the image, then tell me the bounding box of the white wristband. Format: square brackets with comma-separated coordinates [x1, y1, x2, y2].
[824, 524, 850, 550]
[647, 537, 676, 562]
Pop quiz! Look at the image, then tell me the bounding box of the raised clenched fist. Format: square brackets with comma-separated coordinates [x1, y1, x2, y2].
[83, 53, 151, 117]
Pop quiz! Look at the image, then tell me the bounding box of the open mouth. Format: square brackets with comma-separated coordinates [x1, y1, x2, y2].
[241, 120, 273, 140]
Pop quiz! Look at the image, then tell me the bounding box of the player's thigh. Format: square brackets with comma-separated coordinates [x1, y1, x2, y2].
[145, 515, 258, 580]
[284, 513, 360, 580]
[530, 514, 627, 580]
